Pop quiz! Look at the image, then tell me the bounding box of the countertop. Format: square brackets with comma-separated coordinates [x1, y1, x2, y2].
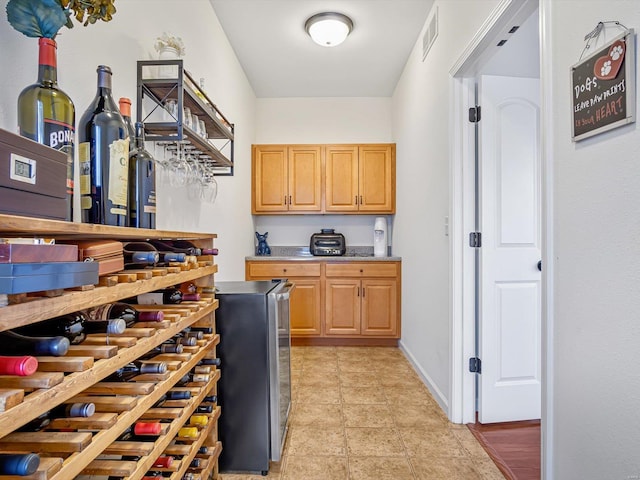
[246, 246, 401, 262]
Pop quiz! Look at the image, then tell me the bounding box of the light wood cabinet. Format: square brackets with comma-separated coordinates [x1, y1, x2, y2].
[251, 145, 322, 213]
[0, 214, 222, 480]
[325, 263, 399, 337]
[245, 261, 322, 336]
[252, 143, 395, 215]
[325, 144, 395, 213]
[246, 259, 401, 343]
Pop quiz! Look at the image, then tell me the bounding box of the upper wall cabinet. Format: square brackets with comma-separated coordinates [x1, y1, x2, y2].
[252, 143, 395, 215]
[252, 145, 323, 213]
[325, 144, 395, 214]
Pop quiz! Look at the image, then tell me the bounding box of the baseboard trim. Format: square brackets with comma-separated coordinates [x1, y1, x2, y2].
[291, 337, 398, 347]
[398, 340, 449, 414]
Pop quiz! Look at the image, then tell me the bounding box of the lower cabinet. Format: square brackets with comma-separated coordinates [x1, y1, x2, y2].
[246, 259, 401, 342]
[245, 262, 322, 336]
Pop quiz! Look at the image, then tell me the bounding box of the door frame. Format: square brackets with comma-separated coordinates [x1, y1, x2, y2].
[448, 0, 554, 477]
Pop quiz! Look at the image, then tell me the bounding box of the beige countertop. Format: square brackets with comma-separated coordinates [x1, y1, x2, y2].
[245, 254, 401, 262]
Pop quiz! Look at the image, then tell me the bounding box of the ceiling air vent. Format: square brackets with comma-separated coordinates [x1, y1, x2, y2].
[422, 6, 438, 61]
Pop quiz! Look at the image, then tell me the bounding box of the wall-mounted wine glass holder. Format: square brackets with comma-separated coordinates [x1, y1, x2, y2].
[136, 59, 235, 176]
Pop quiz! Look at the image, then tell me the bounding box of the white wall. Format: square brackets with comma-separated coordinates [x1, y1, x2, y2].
[391, 0, 501, 408]
[544, 1, 640, 478]
[0, 0, 257, 281]
[254, 97, 394, 248]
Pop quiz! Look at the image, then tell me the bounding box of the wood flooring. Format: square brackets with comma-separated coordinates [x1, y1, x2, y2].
[467, 420, 540, 480]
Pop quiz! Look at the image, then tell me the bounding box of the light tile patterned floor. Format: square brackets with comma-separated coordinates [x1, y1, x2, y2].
[219, 346, 505, 480]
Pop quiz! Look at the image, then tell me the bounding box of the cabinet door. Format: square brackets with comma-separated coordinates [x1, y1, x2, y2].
[290, 279, 322, 336]
[288, 146, 323, 212]
[325, 145, 359, 212]
[252, 145, 288, 213]
[358, 145, 395, 213]
[361, 279, 398, 336]
[325, 279, 360, 335]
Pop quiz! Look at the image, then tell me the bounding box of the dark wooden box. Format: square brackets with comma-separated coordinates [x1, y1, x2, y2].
[0, 128, 67, 220]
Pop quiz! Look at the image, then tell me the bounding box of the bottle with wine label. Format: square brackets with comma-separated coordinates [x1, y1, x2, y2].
[128, 122, 156, 229]
[0, 331, 69, 357]
[118, 97, 135, 141]
[123, 241, 184, 264]
[79, 65, 129, 226]
[18, 38, 75, 222]
[18, 402, 95, 432]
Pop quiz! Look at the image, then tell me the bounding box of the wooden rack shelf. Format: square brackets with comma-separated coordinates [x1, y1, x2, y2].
[0, 216, 221, 479]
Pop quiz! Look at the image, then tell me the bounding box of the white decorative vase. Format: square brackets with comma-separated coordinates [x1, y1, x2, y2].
[157, 46, 180, 79]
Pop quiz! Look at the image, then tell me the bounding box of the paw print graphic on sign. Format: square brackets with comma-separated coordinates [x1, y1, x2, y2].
[594, 39, 626, 80]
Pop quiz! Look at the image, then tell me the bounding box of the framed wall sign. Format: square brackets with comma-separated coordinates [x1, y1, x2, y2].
[571, 29, 636, 141]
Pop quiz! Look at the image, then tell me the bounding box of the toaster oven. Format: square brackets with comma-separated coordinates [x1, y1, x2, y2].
[309, 229, 346, 256]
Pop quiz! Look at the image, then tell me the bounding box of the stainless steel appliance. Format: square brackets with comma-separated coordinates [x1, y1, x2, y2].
[215, 280, 293, 474]
[309, 228, 346, 256]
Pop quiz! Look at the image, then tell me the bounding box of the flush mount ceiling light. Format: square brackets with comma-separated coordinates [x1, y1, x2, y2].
[305, 12, 353, 47]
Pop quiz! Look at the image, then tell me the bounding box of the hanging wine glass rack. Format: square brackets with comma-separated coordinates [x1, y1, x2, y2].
[136, 59, 234, 176]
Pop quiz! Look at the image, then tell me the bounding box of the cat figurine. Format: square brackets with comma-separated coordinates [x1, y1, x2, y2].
[255, 231, 271, 256]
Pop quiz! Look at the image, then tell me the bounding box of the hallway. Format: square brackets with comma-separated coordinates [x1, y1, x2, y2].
[221, 346, 506, 479]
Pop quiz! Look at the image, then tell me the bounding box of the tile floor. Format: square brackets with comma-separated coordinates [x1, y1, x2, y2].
[220, 346, 505, 480]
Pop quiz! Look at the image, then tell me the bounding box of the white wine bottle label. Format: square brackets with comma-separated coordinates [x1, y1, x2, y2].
[144, 205, 157, 213]
[108, 138, 129, 208]
[79, 142, 91, 197]
[136, 292, 164, 305]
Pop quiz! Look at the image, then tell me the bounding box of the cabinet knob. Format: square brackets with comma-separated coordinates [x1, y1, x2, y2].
[283, 269, 287, 273]
[360, 269, 363, 273]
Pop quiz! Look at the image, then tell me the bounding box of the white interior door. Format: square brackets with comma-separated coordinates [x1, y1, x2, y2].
[478, 75, 541, 423]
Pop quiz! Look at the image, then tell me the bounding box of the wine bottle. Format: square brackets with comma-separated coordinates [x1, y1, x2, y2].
[134, 287, 199, 306]
[118, 97, 135, 141]
[18, 402, 95, 431]
[79, 65, 129, 226]
[50, 402, 96, 418]
[85, 303, 162, 326]
[167, 240, 218, 256]
[106, 361, 167, 382]
[0, 356, 38, 376]
[166, 390, 191, 400]
[0, 453, 40, 476]
[124, 250, 159, 269]
[142, 342, 184, 357]
[18, 38, 75, 222]
[0, 331, 69, 357]
[152, 455, 173, 468]
[128, 122, 157, 229]
[15, 312, 91, 345]
[188, 415, 208, 427]
[177, 426, 198, 438]
[195, 404, 213, 414]
[117, 421, 162, 441]
[189, 458, 202, 468]
[124, 241, 183, 263]
[202, 395, 217, 403]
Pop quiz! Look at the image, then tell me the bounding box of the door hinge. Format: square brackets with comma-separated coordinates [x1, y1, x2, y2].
[469, 106, 481, 123]
[469, 232, 482, 248]
[469, 357, 482, 373]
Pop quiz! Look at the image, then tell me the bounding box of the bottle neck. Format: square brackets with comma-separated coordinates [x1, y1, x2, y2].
[96, 66, 114, 97]
[134, 122, 146, 149]
[37, 38, 58, 86]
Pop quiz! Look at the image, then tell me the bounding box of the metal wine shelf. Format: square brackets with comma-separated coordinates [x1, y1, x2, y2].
[136, 59, 235, 175]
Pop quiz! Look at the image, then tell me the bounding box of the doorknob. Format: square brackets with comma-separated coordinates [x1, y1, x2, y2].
[537, 260, 542, 272]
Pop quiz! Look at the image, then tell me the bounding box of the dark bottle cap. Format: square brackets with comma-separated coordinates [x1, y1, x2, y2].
[199, 358, 221, 367]
[35, 336, 70, 357]
[166, 390, 191, 400]
[66, 402, 96, 417]
[177, 337, 197, 346]
[196, 405, 213, 413]
[139, 362, 167, 374]
[131, 251, 159, 264]
[0, 453, 40, 476]
[160, 343, 183, 354]
[203, 395, 217, 403]
[139, 311, 164, 322]
[185, 331, 204, 340]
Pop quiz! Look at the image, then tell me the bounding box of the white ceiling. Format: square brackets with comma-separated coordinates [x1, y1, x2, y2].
[209, 0, 435, 98]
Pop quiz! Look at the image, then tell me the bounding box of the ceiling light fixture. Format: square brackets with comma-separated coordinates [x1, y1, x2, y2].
[305, 12, 353, 47]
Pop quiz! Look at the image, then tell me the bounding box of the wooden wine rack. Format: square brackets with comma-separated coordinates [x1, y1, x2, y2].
[0, 214, 222, 480]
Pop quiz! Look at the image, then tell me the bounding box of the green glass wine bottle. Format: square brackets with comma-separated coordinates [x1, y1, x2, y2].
[17, 38, 75, 222]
